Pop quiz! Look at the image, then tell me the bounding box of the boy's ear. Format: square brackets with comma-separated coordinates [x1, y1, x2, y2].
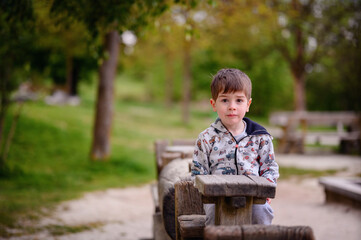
[210, 98, 217, 112]
[247, 98, 252, 112]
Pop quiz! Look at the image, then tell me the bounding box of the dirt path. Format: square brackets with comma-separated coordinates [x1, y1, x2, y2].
[6, 154, 361, 240]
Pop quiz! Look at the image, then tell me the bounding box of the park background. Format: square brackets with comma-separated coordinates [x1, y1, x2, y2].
[1, 0, 360, 238]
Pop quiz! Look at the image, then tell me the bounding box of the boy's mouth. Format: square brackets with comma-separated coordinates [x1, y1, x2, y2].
[226, 114, 238, 117]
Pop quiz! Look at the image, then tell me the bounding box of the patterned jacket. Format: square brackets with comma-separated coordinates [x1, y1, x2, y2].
[191, 118, 279, 184]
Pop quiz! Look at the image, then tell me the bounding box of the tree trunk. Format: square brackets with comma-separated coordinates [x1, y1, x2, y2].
[292, 71, 306, 111]
[292, 18, 306, 112]
[0, 61, 11, 169]
[165, 50, 174, 108]
[65, 54, 73, 96]
[90, 31, 119, 161]
[182, 37, 192, 124]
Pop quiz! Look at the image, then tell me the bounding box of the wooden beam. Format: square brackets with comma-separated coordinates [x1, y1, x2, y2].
[204, 225, 315, 240]
[178, 215, 206, 239]
[175, 181, 205, 240]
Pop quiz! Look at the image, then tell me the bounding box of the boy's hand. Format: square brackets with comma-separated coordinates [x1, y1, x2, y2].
[266, 198, 271, 204]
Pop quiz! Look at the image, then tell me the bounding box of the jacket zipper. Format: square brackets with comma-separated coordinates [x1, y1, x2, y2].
[229, 133, 244, 175]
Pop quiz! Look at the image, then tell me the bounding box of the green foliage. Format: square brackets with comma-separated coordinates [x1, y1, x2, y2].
[0, 0, 35, 87]
[0, 0, 37, 171]
[50, 0, 169, 37]
[306, 1, 361, 111]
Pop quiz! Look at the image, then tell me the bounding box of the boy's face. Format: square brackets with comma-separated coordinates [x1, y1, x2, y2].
[210, 91, 252, 132]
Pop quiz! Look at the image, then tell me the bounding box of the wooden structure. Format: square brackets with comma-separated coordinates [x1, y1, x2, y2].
[153, 139, 315, 240]
[269, 111, 361, 153]
[319, 177, 361, 209]
[204, 225, 315, 240]
[153, 139, 197, 240]
[154, 139, 194, 178]
[194, 175, 275, 226]
[175, 181, 205, 239]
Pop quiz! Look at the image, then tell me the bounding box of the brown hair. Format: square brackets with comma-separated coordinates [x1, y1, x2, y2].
[211, 68, 252, 100]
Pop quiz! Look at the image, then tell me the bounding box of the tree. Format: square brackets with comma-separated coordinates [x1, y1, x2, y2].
[207, 0, 359, 112]
[190, 0, 294, 115]
[306, 1, 361, 111]
[0, 0, 35, 169]
[33, 0, 93, 98]
[179, 4, 195, 124]
[264, 0, 358, 111]
[51, 0, 169, 160]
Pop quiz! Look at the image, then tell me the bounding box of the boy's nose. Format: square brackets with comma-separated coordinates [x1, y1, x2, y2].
[228, 102, 236, 110]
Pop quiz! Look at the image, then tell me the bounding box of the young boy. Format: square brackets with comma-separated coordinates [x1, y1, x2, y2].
[191, 68, 279, 225]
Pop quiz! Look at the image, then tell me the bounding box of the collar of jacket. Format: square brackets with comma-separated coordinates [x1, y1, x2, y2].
[211, 117, 270, 136]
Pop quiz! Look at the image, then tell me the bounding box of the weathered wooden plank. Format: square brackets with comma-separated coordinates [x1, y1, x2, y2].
[155, 139, 169, 178]
[204, 225, 315, 240]
[241, 225, 315, 240]
[166, 146, 194, 159]
[178, 215, 206, 239]
[246, 175, 276, 199]
[195, 175, 274, 198]
[175, 181, 205, 240]
[204, 225, 242, 240]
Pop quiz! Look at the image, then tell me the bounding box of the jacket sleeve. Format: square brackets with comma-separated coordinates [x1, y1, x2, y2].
[257, 135, 279, 184]
[191, 133, 211, 176]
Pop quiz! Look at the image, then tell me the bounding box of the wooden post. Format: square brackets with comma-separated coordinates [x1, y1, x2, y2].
[155, 140, 169, 178]
[215, 196, 253, 225]
[175, 181, 205, 240]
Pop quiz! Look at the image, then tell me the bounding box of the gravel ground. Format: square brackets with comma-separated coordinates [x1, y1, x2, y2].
[4, 154, 361, 240]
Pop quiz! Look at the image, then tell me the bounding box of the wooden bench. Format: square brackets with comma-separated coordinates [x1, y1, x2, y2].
[319, 177, 361, 209]
[269, 111, 361, 153]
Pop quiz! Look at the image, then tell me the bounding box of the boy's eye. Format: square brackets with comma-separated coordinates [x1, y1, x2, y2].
[236, 99, 243, 103]
[221, 99, 228, 103]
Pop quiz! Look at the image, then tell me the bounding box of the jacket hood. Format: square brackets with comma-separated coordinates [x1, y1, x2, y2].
[211, 117, 270, 136]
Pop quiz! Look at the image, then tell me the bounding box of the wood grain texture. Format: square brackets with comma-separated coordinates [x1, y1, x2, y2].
[178, 215, 206, 239]
[195, 175, 276, 198]
[175, 181, 205, 240]
[204, 225, 315, 240]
